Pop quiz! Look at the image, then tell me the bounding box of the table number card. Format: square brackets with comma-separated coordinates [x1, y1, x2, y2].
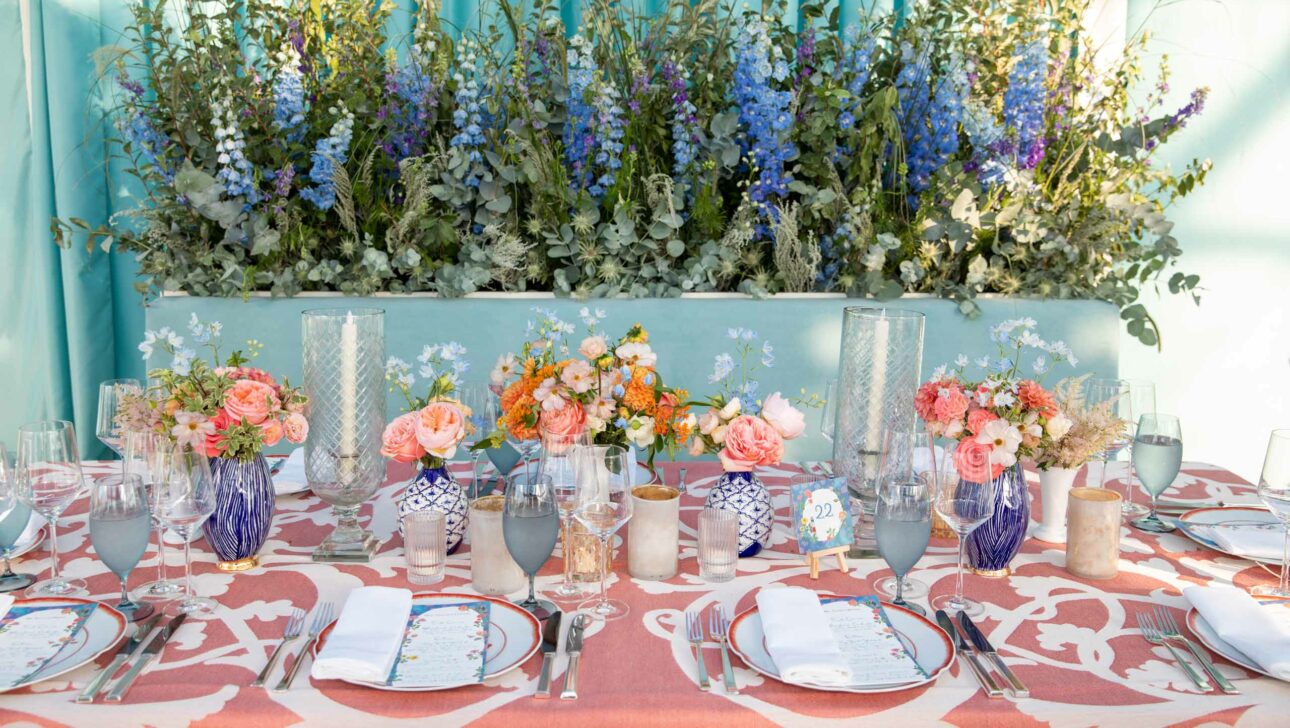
[385, 601, 491, 687]
[0, 603, 99, 689]
[819, 596, 928, 686]
[791, 476, 853, 577]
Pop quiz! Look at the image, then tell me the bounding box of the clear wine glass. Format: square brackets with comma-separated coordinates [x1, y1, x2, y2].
[1119, 380, 1156, 517]
[541, 433, 593, 602]
[502, 471, 559, 619]
[820, 379, 836, 446]
[0, 441, 37, 593]
[96, 379, 142, 457]
[1129, 413, 1183, 534]
[573, 444, 634, 621]
[877, 427, 931, 600]
[876, 477, 932, 615]
[16, 420, 88, 598]
[1085, 379, 1133, 493]
[153, 444, 218, 616]
[929, 442, 999, 617]
[123, 430, 184, 602]
[458, 383, 492, 501]
[1252, 430, 1290, 598]
[89, 474, 155, 622]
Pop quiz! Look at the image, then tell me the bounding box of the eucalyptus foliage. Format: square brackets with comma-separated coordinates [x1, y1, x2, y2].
[55, 0, 1210, 347]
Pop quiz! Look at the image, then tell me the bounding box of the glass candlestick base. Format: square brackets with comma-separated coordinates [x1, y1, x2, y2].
[312, 507, 380, 562]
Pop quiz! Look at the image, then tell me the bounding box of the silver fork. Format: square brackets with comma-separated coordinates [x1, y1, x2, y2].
[1137, 611, 1212, 692]
[684, 611, 710, 691]
[1154, 606, 1239, 694]
[708, 607, 738, 694]
[251, 608, 305, 687]
[273, 602, 334, 692]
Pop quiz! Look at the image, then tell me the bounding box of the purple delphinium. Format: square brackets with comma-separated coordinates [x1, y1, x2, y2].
[381, 43, 439, 164]
[660, 58, 701, 190]
[116, 73, 173, 184]
[1162, 87, 1208, 133]
[1002, 36, 1048, 170]
[732, 16, 794, 222]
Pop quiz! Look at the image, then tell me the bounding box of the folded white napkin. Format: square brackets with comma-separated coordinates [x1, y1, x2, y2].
[272, 449, 307, 495]
[1204, 524, 1284, 561]
[1184, 585, 1290, 679]
[311, 587, 413, 683]
[0, 594, 12, 620]
[756, 587, 852, 686]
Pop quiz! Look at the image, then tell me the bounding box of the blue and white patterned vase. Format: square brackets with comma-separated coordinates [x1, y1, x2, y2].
[965, 462, 1029, 577]
[203, 454, 275, 572]
[398, 466, 468, 555]
[705, 471, 772, 558]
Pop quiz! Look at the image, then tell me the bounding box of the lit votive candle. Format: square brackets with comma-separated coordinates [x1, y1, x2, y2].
[628, 485, 681, 580]
[469, 495, 525, 595]
[1065, 487, 1122, 580]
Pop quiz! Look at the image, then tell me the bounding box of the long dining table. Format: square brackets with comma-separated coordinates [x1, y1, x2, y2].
[0, 457, 1285, 727]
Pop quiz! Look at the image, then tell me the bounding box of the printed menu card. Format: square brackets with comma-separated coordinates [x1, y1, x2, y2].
[0, 602, 99, 689]
[384, 601, 491, 687]
[819, 596, 929, 686]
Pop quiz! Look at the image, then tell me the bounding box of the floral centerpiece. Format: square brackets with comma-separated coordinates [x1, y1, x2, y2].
[382, 342, 474, 552]
[483, 308, 695, 473]
[915, 318, 1073, 573]
[688, 327, 814, 557]
[131, 315, 308, 570]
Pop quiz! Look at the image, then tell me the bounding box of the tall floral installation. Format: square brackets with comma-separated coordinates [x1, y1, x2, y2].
[58, 0, 1209, 347]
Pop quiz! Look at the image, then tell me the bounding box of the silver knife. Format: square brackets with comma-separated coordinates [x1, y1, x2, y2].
[535, 610, 562, 698]
[105, 613, 187, 702]
[76, 612, 164, 703]
[958, 613, 1029, 698]
[935, 610, 1003, 698]
[560, 614, 588, 700]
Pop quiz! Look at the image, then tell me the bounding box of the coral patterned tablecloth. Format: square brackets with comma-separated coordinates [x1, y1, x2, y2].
[0, 459, 1287, 727]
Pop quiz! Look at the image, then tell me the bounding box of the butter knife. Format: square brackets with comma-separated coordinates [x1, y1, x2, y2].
[560, 614, 588, 700]
[935, 610, 1003, 698]
[958, 613, 1029, 698]
[76, 612, 163, 703]
[535, 610, 562, 698]
[105, 613, 187, 702]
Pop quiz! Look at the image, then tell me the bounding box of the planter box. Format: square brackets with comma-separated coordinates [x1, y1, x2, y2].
[145, 293, 1119, 462]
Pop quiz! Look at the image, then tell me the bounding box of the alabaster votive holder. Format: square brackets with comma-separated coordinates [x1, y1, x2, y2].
[1065, 487, 1122, 580]
[628, 485, 680, 580]
[469, 495, 526, 595]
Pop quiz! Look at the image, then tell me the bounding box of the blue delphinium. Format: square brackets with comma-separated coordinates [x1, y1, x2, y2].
[1002, 37, 1048, 170]
[660, 58, 700, 191]
[300, 104, 355, 210]
[564, 36, 597, 194]
[962, 100, 1009, 186]
[272, 44, 307, 143]
[588, 77, 625, 197]
[731, 16, 794, 218]
[211, 95, 259, 203]
[449, 38, 487, 188]
[816, 212, 861, 289]
[838, 27, 876, 130]
[381, 39, 439, 164]
[894, 38, 967, 207]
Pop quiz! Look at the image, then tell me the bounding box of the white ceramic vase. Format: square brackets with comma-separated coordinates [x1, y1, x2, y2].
[1033, 467, 1079, 543]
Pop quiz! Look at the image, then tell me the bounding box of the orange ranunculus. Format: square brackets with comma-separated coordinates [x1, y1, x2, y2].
[1017, 380, 1058, 418]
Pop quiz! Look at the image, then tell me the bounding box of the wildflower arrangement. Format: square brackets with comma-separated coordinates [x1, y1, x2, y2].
[483, 308, 694, 462]
[916, 318, 1075, 481]
[687, 328, 815, 471]
[1033, 375, 1130, 471]
[129, 316, 309, 462]
[380, 342, 475, 469]
[58, 0, 1209, 347]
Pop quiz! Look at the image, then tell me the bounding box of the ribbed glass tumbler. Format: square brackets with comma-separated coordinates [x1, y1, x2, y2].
[302, 308, 386, 562]
[831, 308, 925, 558]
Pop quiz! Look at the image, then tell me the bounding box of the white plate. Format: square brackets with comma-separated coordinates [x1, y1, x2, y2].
[1186, 608, 1277, 679]
[0, 597, 128, 693]
[5, 513, 47, 559]
[312, 592, 541, 691]
[727, 597, 955, 693]
[1176, 506, 1281, 565]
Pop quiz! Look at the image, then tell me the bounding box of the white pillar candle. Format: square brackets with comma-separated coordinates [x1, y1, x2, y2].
[628, 485, 680, 580]
[865, 311, 889, 458]
[469, 495, 526, 595]
[1065, 487, 1121, 580]
[339, 311, 358, 484]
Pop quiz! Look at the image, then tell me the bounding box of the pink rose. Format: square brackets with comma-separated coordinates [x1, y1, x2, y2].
[578, 335, 608, 360]
[688, 438, 706, 457]
[718, 415, 785, 471]
[933, 388, 969, 422]
[539, 401, 587, 453]
[416, 402, 467, 459]
[283, 412, 309, 444]
[223, 379, 280, 425]
[966, 408, 997, 436]
[952, 438, 1002, 483]
[259, 418, 284, 447]
[205, 410, 231, 458]
[381, 412, 426, 464]
[761, 392, 806, 440]
[698, 410, 722, 435]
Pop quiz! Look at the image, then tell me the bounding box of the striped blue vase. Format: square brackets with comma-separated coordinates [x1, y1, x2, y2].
[964, 462, 1029, 577]
[705, 471, 772, 558]
[397, 466, 468, 555]
[203, 455, 276, 571]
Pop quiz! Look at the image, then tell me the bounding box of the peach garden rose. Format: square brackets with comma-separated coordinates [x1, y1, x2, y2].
[718, 415, 785, 472]
[381, 412, 427, 464]
[415, 401, 468, 460]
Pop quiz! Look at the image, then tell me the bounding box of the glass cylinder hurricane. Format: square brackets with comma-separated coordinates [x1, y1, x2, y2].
[302, 308, 386, 562]
[831, 308, 925, 558]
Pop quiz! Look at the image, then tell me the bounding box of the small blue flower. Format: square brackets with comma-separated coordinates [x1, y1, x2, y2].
[300, 105, 356, 211]
[612, 385, 625, 398]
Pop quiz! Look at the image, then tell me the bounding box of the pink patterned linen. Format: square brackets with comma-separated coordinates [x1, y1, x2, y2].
[0, 459, 1285, 726]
